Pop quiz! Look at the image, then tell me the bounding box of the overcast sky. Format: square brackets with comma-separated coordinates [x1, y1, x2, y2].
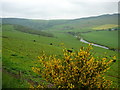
[1, 0, 119, 20]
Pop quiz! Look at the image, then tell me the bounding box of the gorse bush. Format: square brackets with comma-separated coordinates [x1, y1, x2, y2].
[32, 44, 116, 88]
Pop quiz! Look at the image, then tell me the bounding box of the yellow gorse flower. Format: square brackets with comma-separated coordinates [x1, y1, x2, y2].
[113, 56, 116, 60]
[31, 45, 116, 88]
[102, 58, 107, 61]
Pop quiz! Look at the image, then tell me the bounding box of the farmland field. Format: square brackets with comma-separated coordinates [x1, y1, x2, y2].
[80, 30, 119, 49]
[2, 13, 119, 89]
[92, 24, 118, 30]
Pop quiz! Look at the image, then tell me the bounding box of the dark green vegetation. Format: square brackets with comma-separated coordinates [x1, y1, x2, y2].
[14, 25, 53, 37]
[2, 13, 119, 88]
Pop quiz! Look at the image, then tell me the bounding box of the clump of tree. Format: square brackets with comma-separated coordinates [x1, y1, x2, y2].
[31, 44, 116, 88]
[14, 25, 54, 37]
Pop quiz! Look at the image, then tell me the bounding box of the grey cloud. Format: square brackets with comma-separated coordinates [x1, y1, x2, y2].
[1, 0, 119, 19]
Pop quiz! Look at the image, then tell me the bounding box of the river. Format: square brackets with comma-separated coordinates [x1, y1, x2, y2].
[80, 38, 109, 49]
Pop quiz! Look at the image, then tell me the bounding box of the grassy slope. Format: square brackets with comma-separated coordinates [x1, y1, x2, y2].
[2, 14, 119, 32]
[92, 24, 118, 30]
[13, 24, 54, 37]
[2, 24, 84, 88]
[47, 14, 118, 33]
[80, 30, 119, 49]
[2, 18, 69, 30]
[2, 71, 29, 88]
[2, 24, 119, 88]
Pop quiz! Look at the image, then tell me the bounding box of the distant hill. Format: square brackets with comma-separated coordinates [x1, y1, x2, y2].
[2, 24, 54, 37]
[68, 14, 118, 26]
[2, 18, 69, 30]
[49, 13, 119, 31]
[2, 13, 119, 31]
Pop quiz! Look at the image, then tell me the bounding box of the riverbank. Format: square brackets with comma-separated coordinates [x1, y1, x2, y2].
[80, 38, 119, 52]
[80, 38, 109, 49]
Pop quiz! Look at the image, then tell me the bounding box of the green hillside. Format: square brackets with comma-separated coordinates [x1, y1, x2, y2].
[2, 13, 119, 32]
[80, 30, 119, 49]
[2, 18, 69, 30]
[2, 13, 119, 88]
[13, 24, 54, 37]
[48, 14, 119, 32]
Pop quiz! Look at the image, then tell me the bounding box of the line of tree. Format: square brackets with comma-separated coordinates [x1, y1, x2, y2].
[14, 25, 54, 37]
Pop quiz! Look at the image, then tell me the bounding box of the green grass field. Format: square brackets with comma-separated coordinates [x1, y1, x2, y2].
[80, 30, 119, 49]
[2, 22, 119, 88]
[2, 71, 29, 88]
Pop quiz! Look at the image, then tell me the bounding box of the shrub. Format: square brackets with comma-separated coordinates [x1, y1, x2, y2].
[32, 44, 116, 88]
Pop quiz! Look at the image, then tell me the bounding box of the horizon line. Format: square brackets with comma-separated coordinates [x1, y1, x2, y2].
[0, 13, 119, 20]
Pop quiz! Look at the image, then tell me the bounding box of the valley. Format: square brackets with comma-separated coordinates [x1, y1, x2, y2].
[1, 13, 119, 88]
